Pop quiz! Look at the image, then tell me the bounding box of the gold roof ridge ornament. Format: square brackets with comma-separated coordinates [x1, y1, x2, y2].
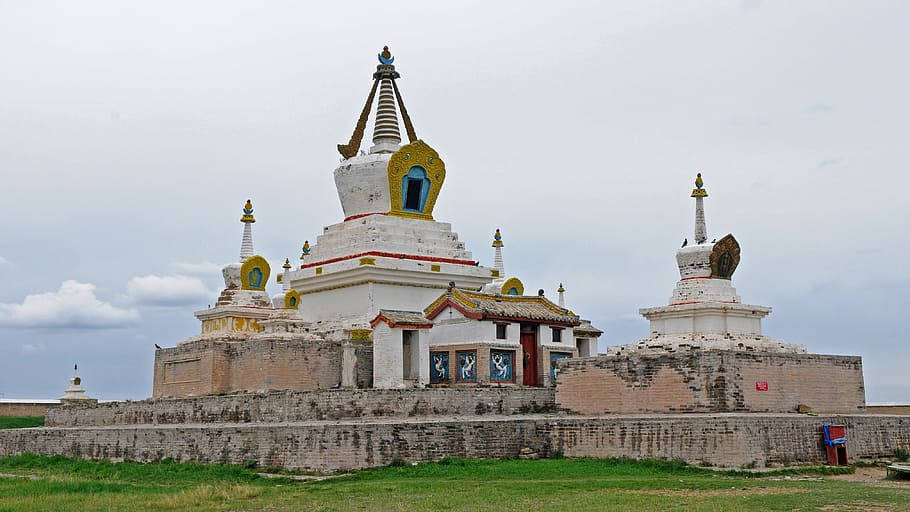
[337, 46, 418, 159]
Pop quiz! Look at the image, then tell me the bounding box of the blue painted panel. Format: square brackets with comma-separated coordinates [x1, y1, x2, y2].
[550, 352, 571, 381]
[431, 352, 449, 383]
[402, 166, 431, 213]
[490, 350, 514, 382]
[457, 351, 477, 382]
[249, 268, 263, 289]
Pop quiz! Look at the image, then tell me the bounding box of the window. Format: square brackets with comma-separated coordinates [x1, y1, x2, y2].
[401, 166, 430, 213]
[496, 323, 507, 340]
[551, 327, 562, 343]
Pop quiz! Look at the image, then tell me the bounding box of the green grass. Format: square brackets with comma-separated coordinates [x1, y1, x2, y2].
[0, 454, 907, 511]
[0, 417, 44, 429]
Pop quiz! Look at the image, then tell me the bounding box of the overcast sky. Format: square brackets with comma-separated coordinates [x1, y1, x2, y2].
[1, 1, 907, 403]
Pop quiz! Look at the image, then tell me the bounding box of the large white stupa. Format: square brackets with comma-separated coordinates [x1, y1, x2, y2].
[287, 47, 495, 328]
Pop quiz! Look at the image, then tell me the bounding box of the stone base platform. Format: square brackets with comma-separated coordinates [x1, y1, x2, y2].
[3, 413, 909, 471]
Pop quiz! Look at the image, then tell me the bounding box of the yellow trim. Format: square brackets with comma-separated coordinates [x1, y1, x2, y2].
[387, 140, 445, 220]
[350, 329, 372, 341]
[500, 277, 524, 296]
[359, 257, 376, 266]
[276, 274, 283, 283]
[691, 188, 708, 198]
[284, 289, 301, 310]
[315, 267, 323, 275]
[240, 255, 270, 291]
[430, 264, 441, 272]
[490, 269, 500, 278]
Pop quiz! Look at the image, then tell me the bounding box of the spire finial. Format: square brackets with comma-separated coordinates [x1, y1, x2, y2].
[299, 240, 311, 260]
[492, 228, 504, 248]
[241, 199, 255, 223]
[691, 173, 708, 244]
[379, 46, 394, 64]
[557, 283, 566, 307]
[239, 199, 255, 261]
[282, 258, 292, 270]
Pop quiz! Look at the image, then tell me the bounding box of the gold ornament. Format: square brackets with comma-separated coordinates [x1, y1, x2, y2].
[240, 255, 271, 291]
[710, 234, 740, 279]
[284, 289, 301, 309]
[501, 277, 524, 296]
[387, 140, 445, 220]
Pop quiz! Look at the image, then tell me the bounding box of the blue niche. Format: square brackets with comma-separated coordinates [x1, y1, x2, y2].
[402, 166, 431, 213]
[550, 352, 571, 381]
[457, 351, 477, 382]
[430, 352, 449, 383]
[248, 267, 264, 289]
[490, 350, 514, 383]
[506, 287, 520, 296]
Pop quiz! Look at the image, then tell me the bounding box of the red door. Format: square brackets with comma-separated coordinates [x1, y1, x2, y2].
[520, 325, 538, 387]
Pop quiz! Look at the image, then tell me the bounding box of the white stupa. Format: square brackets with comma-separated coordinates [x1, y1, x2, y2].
[287, 47, 495, 328]
[59, 364, 97, 404]
[611, 173, 805, 355]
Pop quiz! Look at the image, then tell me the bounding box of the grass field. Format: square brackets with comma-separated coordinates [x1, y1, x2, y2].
[0, 454, 908, 511]
[0, 416, 44, 429]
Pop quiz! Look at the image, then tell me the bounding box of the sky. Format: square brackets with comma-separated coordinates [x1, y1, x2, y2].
[1, 1, 907, 403]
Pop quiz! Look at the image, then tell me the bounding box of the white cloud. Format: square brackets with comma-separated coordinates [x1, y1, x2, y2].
[171, 261, 223, 276]
[22, 343, 46, 353]
[127, 275, 213, 307]
[0, 281, 140, 329]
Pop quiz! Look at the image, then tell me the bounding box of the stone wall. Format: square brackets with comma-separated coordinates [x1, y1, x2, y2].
[0, 403, 56, 417]
[46, 388, 557, 427]
[867, 405, 910, 415]
[555, 350, 865, 415]
[152, 338, 373, 398]
[4, 414, 908, 471]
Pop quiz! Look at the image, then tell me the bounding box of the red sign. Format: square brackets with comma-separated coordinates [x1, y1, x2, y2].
[755, 381, 769, 391]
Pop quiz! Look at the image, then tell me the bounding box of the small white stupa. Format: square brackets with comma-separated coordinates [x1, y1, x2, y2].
[60, 364, 97, 404]
[611, 173, 805, 355]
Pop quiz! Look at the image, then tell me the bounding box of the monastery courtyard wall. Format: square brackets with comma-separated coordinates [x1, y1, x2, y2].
[2, 386, 909, 471]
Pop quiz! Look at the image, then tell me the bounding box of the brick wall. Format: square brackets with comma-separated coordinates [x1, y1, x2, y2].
[555, 350, 865, 415]
[152, 338, 373, 398]
[46, 388, 557, 427]
[4, 414, 908, 471]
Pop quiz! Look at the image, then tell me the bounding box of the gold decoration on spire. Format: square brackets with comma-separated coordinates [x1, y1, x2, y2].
[492, 229, 504, 248]
[557, 283, 565, 293]
[691, 172, 708, 198]
[338, 78, 380, 159]
[282, 258, 292, 270]
[241, 199, 256, 223]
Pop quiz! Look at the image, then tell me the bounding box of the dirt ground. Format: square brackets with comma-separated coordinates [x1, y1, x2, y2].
[827, 466, 910, 487]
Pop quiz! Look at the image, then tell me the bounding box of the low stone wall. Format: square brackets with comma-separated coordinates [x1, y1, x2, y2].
[867, 405, 910, 415]
[152, 338, 373, 398]
[556, 350, 865, 415]
[0, 403, 57, 417]
[3, 414, 908, 471]
[46, 388, 557, 427]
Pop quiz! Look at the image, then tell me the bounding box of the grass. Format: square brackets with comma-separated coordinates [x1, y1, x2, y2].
[0, 417, 44, 429]
[0, 454, 906, 511]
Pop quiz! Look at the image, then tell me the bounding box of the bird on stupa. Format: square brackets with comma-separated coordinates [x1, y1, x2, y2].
[695, 173, 704, 189]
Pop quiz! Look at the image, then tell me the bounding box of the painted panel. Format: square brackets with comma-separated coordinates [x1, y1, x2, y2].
[456, 351, 477, 382]
[489, 350, 514, 383]
[431, 352, 449, 383]
[550, 352, 572, 381]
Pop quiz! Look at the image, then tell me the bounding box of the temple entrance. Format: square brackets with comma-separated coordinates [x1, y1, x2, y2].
[520, 324, 539, 387]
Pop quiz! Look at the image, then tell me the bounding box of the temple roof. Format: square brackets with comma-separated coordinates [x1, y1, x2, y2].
[425, 288, 580, 326]
[371, 309, 434, 329]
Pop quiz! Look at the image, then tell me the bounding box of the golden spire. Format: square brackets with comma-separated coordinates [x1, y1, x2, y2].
[691, 172, 707, 198]
[492, 228, 504, 248]
[241, 199, 256, 223]
[282, 258, 292, 270]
